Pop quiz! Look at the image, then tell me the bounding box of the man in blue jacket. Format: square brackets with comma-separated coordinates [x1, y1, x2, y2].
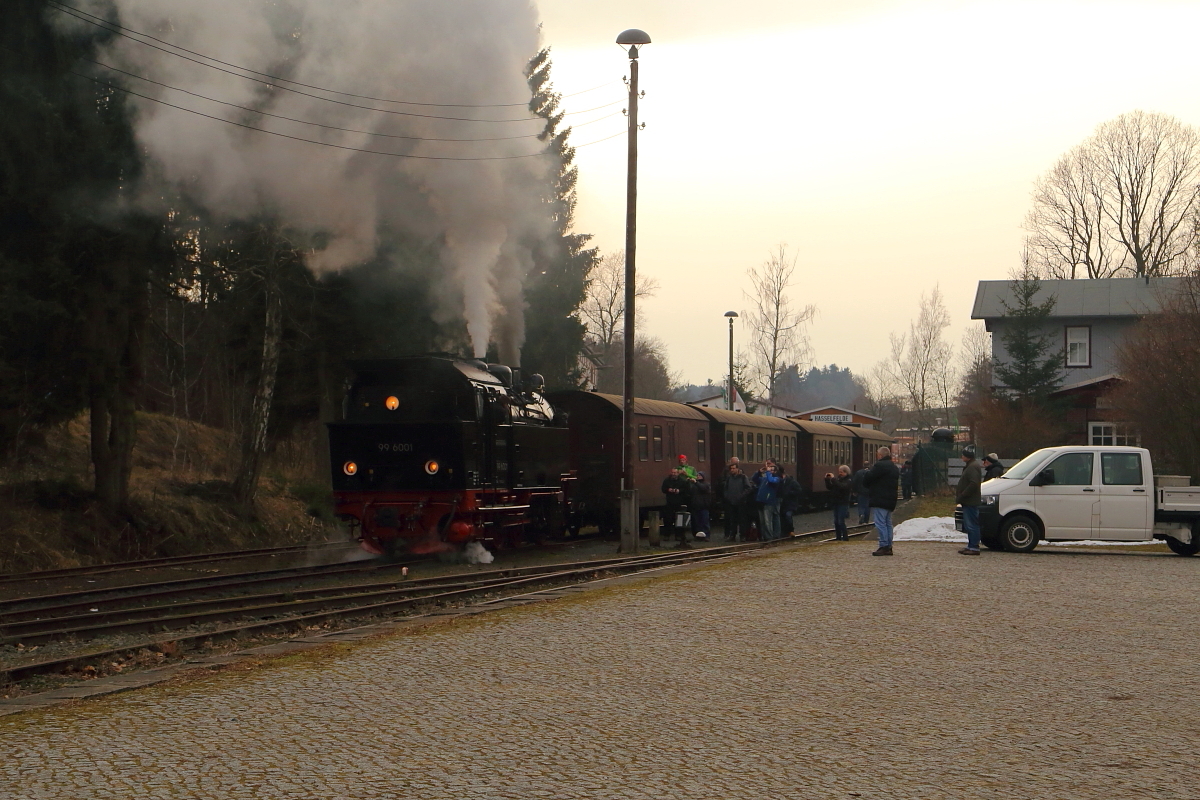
[863, 446, 900, 556]
[753, 459, 782, 541]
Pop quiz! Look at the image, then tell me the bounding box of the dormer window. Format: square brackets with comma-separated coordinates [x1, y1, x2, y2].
[1065, 326, 1090, 367]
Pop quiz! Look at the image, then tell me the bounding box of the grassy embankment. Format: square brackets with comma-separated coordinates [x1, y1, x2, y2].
[0, 413, 342, 573]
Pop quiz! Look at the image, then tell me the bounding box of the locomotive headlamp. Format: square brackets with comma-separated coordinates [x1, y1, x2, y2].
[385, 396, 400, 411]
[424, 460, 439, 475]
[343, 461, 358, 476]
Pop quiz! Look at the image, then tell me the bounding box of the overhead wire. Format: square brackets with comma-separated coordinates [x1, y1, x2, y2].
[86, 58, 623, 143]
[49, 0, 620, 115]
[74, 72, 628, 161]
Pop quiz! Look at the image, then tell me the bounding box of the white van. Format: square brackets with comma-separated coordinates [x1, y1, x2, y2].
[967, 446, 1200, 555]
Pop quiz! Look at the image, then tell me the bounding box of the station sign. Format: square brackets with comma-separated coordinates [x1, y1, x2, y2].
[810, 413, 853, 424]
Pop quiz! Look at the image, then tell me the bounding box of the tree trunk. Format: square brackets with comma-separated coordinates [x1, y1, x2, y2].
[88, 252, 149, 516]
[234, 274, 283, 507]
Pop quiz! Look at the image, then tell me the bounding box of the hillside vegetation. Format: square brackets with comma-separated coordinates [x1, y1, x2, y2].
[0, 413, 341, 573]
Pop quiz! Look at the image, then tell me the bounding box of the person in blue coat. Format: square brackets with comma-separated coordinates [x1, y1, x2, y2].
[752, 459, 782, 541]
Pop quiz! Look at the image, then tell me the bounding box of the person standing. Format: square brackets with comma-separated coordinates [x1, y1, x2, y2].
[956, 446, 984, 555]
[824, 465, 853, 541]
[661, 468, 688, 544]
[778, 465, 803, 537]
[676, 454, 699, 481]
[719, 462, 753, 542]
[863, 446, 899, 556]
[982, 453, 1005, 481]
[852, 464, 871, 524]
[753, 459, 782, 541]
[690, 471, 712, 539]
[900, 460, 914, 500]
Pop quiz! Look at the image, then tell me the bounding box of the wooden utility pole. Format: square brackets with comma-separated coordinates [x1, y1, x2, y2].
[617, 28, 650, 553]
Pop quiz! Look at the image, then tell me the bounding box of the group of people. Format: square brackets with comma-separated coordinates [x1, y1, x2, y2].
[955, 448, 1004, 555]
[716, 457, 804, 543]
[823, 446, 901, 551]
[662, 455, 806, 545]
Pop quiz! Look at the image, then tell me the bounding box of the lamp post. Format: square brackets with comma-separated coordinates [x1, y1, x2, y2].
[724, 311, 738, 411]
[617, 28, 650, 553]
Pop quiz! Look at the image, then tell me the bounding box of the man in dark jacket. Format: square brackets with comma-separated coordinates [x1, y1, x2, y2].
[862, 447, 900, 556]
[982, 453, 1005, 481]
[956, 446, 984, 555]
[900, 460, 914, 500]
[718, 463, 753, 542]
[851, 465, 871, 523]
[824, 465, 853, 540]
[661, 469, 690, 544]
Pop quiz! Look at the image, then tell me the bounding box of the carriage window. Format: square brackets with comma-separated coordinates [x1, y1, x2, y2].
[756, 433, 764, 461]
[725, 430, 733, 461]
[697, 429, 707, 462]
[737, 431, 744, 461]
[638, 424, 648, 461]
[767, 434, 774, 460]
[652, 425, 663, 461]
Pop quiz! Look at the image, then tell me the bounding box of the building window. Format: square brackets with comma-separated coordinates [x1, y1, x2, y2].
[637, 424, 648, 461]
[725, 431, 733, 462]
[1089, 422, 1139, 447]
[652, 425, 663, 461]
[737, 431, 744, 461]
[697, 429, 707, 462]
[1065, 326, 1090, 367]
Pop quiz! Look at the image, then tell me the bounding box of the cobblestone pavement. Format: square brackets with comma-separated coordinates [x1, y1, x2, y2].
[3, 540, 1199, 799]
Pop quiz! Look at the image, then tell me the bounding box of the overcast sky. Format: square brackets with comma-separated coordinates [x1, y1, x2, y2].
[534, 0, 1200, 387]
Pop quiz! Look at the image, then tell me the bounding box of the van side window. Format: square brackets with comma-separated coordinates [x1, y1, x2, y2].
[1045, 452, 1094, 485]
[1101, 452, 1142, 485]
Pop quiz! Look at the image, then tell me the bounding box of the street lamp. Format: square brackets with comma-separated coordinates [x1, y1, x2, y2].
[724, 311, 738, 411]
[617, 28, 649, 554]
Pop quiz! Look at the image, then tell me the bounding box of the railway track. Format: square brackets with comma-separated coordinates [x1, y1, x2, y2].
[0, 541, 361, 584]
[0, 524, 872, 685]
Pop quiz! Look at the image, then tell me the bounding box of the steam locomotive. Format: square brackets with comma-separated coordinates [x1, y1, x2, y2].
[328, 355, 896, 556]
[327, 356, 572, 556]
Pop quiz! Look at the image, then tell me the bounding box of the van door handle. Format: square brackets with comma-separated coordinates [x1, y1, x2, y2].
[1132, 488, 1146, 493]
[1082, 488, 1095, 492]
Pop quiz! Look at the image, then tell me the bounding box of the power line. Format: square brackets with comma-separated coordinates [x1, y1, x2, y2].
[88, 58, 622, 143]
[49, 0, 619, 112]
[75, 72, 627, 161]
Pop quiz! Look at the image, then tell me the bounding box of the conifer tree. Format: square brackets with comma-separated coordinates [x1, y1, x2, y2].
[993, 272, 1063, 403]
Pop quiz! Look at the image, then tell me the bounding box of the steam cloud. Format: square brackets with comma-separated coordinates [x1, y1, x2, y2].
[69, 0, 555, 362]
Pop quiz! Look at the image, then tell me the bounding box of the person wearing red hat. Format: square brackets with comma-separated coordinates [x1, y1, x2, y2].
[676, 454, 698, 481]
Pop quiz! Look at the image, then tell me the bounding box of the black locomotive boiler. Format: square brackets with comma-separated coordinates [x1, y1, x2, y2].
[327, 357, 573, 556]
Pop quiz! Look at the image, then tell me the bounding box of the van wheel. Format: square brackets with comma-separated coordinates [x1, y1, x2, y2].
[1000, 515, 1040, 552]
[1165, 537, 1200, 556]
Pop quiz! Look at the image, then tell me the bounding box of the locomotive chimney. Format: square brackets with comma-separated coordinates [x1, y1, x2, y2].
[486, 364, 513, 386]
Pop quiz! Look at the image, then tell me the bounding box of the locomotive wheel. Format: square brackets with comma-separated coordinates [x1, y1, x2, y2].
[1165, 536, 1200, 556]
[1000, 514, 1040, 553]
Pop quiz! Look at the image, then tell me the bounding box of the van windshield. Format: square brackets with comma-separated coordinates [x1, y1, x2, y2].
[1001, 449, 1053, 480]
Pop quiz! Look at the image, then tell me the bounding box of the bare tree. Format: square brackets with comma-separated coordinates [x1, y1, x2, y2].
[743, 244, 817, 405]
[1026, 110, 1200, 278]
[595, 335, 679, 401]
[579, 250, 659, 355]
[887, 287, 955, 434]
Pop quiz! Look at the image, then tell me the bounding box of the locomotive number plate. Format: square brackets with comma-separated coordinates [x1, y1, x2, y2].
[378, 443, 414, 452]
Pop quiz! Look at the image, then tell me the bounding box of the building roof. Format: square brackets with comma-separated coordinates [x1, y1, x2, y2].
[794, 405, 882, 421]
[1049, 373, 1123, 395]
[971, 277, 1185, 320]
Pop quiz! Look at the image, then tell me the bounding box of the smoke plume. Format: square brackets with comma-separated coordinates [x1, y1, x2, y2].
[67, 0, 555, 362]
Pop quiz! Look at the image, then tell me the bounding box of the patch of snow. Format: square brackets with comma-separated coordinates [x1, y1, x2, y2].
[893, 516, 1161, 546]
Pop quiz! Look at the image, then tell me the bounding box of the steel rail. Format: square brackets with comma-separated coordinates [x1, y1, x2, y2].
[0, 541, 360, 583]
[0, 523, 873, 683]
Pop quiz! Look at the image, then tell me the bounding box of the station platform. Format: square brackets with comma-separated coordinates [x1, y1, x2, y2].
[2, 538, 1196, 799]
